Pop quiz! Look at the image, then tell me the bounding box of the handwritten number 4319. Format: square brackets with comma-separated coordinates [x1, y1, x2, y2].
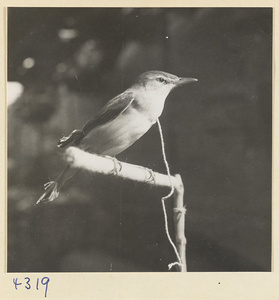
[13, 277, 50, 298]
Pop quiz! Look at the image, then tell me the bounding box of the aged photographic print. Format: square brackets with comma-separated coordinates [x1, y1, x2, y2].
[7, 7, 272, 273]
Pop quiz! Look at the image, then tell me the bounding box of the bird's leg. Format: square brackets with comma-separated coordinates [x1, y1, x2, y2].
[104, 155, 123, 175]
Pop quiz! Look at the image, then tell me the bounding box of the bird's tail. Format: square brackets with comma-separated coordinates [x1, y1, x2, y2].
[36, 165, 72, 204]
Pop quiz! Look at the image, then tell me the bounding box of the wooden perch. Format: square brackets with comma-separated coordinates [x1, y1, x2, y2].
[65, 146, 187, 272]
[173, 174, 187, 272]
[65, 147, 181, 189]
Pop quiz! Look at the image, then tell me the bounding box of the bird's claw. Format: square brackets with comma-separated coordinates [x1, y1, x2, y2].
[105, 156, 122, 175]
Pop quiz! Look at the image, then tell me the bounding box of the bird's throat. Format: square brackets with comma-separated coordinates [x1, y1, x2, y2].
[132, 87, 170, 122]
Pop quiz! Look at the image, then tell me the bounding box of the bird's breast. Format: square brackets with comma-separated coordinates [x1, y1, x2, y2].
[82, 88, 170, 156]
[83, 105, 154, 156]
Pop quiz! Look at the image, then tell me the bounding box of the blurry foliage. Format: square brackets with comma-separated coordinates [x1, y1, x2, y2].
[8, 8, 272, 272]
[13, 86, 58, 123]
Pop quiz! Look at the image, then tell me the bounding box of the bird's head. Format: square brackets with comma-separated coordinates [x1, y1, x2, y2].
[134, 70, 198, 93]
[129, 71, 198, 120]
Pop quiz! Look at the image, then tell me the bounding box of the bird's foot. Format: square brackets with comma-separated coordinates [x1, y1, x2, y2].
[104, 156, 122, 175]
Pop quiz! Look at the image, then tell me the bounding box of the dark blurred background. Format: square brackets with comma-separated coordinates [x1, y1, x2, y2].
[7, 7, 272, 272]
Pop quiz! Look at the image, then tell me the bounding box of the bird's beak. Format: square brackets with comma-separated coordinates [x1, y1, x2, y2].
[176, 77, 198, 86]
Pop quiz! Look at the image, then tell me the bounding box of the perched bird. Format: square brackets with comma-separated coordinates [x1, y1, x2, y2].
[37, 70, 197, 204]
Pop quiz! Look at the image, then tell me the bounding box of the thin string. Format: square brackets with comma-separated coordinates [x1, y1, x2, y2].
[156, 118, 183, 270]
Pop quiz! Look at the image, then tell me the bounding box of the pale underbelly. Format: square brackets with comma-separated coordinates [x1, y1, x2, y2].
[81, 109, 154, 156]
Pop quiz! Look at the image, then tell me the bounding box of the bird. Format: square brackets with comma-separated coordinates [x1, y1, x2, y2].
[36, 70, 197, 204]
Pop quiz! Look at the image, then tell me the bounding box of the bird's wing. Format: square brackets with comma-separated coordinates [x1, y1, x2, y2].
[57, 90, 135, 148]
[82, 90, 135, 135]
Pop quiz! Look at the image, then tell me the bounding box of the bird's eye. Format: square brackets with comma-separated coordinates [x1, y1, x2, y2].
[157, 77, 167, 84]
